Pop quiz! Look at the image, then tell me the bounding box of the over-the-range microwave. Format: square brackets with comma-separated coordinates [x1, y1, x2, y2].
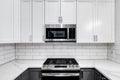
[45, 24, 76, 42]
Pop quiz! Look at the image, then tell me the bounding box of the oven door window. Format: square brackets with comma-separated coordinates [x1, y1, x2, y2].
[42, 76, 79, 80]
[46, 28, 67, 39]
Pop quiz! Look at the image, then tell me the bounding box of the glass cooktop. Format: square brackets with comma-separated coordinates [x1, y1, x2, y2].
[43, 58, 78, 65]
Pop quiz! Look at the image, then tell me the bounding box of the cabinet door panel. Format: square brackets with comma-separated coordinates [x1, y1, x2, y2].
[61, 0, 76, 24]
[20, 0, 31, 42]
[13, 0, 20, 43]
[22, 70, 29, 80]
[29, 68, 41, 80]
[80, 69, 94, 80]
[15, 75, 22, 80]
[33, 0, 44, 43]
[0, 0, 13, 43]
[95, 2, 114, 43]
[77, 2, 94, 43]
[45, 0, 60, 24]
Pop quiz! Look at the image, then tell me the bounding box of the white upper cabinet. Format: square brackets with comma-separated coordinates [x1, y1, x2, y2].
[94, 1, 115, 43]
[0, 0, 14, 43]
[13, 0, 20, 43]
[77, 0, 115, 43]
[61, 0, 76, 24]
[77, 1, 94, 43]
[20, 0, 32, 42]
[45, 0, 76, 24]
[33, 0, 44, 43]
[45, 0, 60, 24]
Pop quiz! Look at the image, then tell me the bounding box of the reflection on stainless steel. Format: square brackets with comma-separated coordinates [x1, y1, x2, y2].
[45, 24, 76, 42]
[42, 73, 80, 77]
[42, 58, 80, 80]
[45, 39, 76, 42]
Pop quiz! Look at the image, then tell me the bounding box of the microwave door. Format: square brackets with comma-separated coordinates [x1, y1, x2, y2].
[54, 31, 66, 38]
[48, 31, 54, 38]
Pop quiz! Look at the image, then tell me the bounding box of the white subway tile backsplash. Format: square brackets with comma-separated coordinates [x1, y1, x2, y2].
[15, 43, 108, 60]
[0, 44, 15, 65]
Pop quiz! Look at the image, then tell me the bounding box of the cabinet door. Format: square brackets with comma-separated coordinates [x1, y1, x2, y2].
[45, 0, 60, 24]
[20, 0, 32, 42]
[61, 0, 76, 24]
[94, 69, 102, 80]
[0, 0, 13, 43]
[33, 0, 44, 43]
[77, 1, 94, 43]
[15, 74, 22, 80]
[94, 2, 115, 43]
[13, 0, 20, 43]
[22, 70, 29, 80]
[29, 68, 41, 80]
[80, 68, 94, 80]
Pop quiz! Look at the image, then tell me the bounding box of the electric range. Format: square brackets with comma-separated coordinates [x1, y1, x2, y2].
[42, 58, 80, 70]
[41, 58, 80, 80]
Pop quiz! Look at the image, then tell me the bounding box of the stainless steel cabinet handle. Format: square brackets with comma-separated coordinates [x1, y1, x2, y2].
[29, 35, 32, 41]
[93, 35, 98, 42]
[96, 35, 98, 41]
[80, 71, 83, 79]
[94, 35, 95, 41]
[58, 16, 62, 23]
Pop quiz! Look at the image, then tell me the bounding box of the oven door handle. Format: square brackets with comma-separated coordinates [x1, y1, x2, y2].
[42, 73, 80, 77]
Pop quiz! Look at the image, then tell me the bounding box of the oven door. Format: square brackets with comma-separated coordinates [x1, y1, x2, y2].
[45, 28, 68, 41]
[42, 73, 80, 80]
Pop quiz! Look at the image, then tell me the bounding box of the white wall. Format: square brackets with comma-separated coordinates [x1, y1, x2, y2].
[16, 43, 107, 60]
[107, 0, 120, 63]
[0, 44, 15, 65]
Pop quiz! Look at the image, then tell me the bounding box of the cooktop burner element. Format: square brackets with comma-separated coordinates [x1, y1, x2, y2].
[42, 58, 80, 70]
[43, 58, 78, 65]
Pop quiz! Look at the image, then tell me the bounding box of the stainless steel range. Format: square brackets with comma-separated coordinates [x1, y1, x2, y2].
[41, 58, 80, 80]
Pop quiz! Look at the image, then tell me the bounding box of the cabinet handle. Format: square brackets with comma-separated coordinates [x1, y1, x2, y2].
[80, 71, 83, 79]
[93, 35, 98, 42]
[29, 35, 32, 41]
[58, 16, 62, 23]
[93, 35, 95, 41]
[96, 35, 98, 41]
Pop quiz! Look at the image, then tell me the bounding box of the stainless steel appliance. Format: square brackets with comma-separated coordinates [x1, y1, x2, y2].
[45, 24, 76, 42]
[41, 58, 80, 80]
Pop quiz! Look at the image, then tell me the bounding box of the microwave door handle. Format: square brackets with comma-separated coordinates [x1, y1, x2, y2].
[67, 28, 69, 39]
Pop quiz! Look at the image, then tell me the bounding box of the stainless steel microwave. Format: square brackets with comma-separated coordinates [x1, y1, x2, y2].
[45, 24, 76, 42]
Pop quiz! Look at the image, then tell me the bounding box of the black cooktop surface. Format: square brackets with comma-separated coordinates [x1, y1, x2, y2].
[43, 58, 78, 65]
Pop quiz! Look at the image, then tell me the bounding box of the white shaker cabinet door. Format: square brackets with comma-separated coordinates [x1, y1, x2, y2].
[45, 0, 60, 24]
[13, 0, 20, 43]
[77, 2, 94, 43]
[95, 2, 115, 43]
[20, 0, 32, 42]
[0, 0, 13, 43]
[33, 0, 44, 43]
[61, 0, 76, 24]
